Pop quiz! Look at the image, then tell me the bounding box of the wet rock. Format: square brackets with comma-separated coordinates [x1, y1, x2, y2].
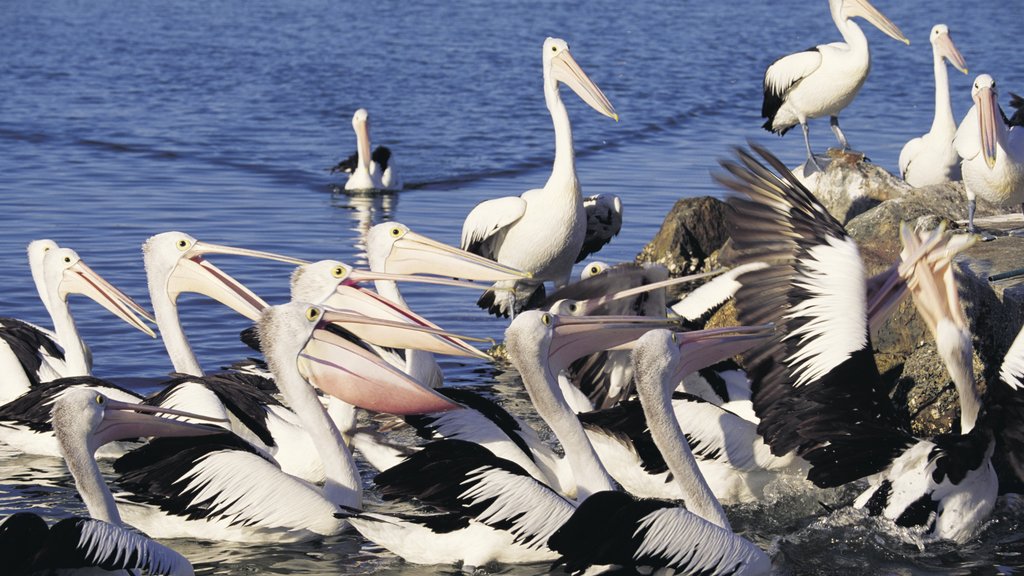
[635, 196, 730, 300]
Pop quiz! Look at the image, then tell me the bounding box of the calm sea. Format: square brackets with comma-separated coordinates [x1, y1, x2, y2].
[1, 0, 1022, 573]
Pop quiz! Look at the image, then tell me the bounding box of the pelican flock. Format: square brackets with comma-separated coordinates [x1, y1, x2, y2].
[5, 14, 1024, 576]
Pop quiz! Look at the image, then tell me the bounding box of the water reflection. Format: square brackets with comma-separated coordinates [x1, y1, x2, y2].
[330, 188, 400, 266]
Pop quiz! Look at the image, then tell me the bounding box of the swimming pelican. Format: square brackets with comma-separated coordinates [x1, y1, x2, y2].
[108, 304, 465, 543]
[461, 37, 617, 317]
[0, 389, 225, 576]
[762, 0, 908, 170]
[898, 25, 968, 187]
[346, 314, 769, 570]
[334, 108, 401, 191]
[954, 74, 1024, 233]
[721, 143, 1014, 543]
[0, 243, 155, 405]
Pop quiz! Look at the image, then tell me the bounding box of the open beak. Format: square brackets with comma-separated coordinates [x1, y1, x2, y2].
[167, 241, 306, 322]
[318, 305, 493, 359]
[670, 324, 774, 381]
[381, 230, 529, 281]
[546, 314, 677, 371]
[94, 399, 229, 447]
[935, 30, 967, 74]
[975, 83, 1000, 168]
[551, 49, 619, 121]
[845, 0, 909, 44]
[59, 260, 157, 338]
[299, 324, 463, 415]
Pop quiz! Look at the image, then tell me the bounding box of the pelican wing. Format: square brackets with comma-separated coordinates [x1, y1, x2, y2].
[898, 136, 923, 180]
[670, 263, 768, 326]
[374, 439, 575, 550]
[577, 193, 622, 263]
[550, 491, 769, 576]
[762, 48, 822, 129]
[990, 324, 1024, 493]
[0, 317, 66, 387]
[460, 196, 527, 260]
[47, 517, 192, 576]
[954, 106, 982, 161]
[1000, 324, 1024, 391]
[0, 377, 141, 431]
[719, 144, 910, 484]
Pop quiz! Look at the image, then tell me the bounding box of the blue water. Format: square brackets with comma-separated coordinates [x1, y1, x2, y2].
[2, 0, 1023, 573]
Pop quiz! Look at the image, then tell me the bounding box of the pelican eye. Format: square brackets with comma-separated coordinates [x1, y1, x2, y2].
[568, 303, 578, 313]
[541, 313, 551, 325]
[177, 239, 190, 251]
[590, 266, 599, 275]
[390, 227, 402, 238]
[306, 307, 320, 321]
[331, 265, 346, 278]
[64, 256, 71, 263]
[95, 394, 104, 405]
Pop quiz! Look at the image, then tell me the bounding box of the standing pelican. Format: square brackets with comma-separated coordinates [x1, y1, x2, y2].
[461, 37, 617, 317]
[762, 0, 908, 170]
[335, 108, 401, 191]
[899, 25, 969, 187]
[954, 74, 1024, 233]
[0, 389, 224, 576]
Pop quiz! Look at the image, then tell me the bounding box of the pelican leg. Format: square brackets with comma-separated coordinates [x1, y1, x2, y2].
[802, 123, 823, 172]
[830, 116, 850, 150]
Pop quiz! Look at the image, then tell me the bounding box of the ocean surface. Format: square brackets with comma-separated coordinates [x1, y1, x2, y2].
[1, 0, 1023, 574]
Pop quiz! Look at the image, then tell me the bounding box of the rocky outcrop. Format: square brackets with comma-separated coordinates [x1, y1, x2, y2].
[639, 156, 1024, 435]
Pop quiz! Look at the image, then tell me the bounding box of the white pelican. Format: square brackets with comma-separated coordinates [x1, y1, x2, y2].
[108, 304, 464, 544]
[0, 243, 155, 405]
[898, 25, 969, 187]
[762, 0, 908, 170]
[0, 388, 225, 576]
[954, 74, 1024, 233]
[548, 329, 771, 576]
[334, 108, 401, 191]
[346, 314, 769, 570]
[721, 143, 1014, 543]
[461, 37, 617, 317]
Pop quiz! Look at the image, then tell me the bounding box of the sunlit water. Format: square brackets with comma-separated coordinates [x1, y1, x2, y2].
[1, 0, 1023, 573]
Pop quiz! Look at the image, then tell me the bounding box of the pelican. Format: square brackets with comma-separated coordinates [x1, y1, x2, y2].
[954, 74, 1024, 233]
[721, 143, 1016, 543]
[345, 314, 769, 570]
[762, 0, 908, 170]
[461, 37, 617, 317]
[898, 25, 969, 187]
[0, 389, 225, 576]
[334, 108, 401, 191]
[0, 242, 155, 405]
[108, 304, 466, 544]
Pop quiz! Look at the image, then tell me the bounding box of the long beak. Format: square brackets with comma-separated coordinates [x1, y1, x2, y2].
[975, 84, 1000, 168]
[60, 260, 157, 338]
[344, 268, 492, 290]
[846, 0, 909, 44]
[383, 230, 530, 281]
[299, 326, 462, 415]
[935, 30, 967, 74]
[548, 315, 677, 371]
[319, 303, 493, 359]
[189, 240, 310, 267]
[897, 223, 974, 336]
[671, 324, 774, 381]
[570, 270, 724, 315]
[552, 50, 618, 121]
[94, 399, 229, 447]
[167, 256, 269, 322]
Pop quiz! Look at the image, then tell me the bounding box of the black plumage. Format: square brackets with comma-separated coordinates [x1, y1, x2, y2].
[0, 317, 65, 388]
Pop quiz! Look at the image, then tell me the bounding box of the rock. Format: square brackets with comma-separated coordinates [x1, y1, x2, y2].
[635, 196, 730, 300]
[792, 150, 912, 224]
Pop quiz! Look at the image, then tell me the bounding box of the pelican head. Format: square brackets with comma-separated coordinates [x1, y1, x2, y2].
[258, 302, 463, 415]
[290, 259, 493, 360]
[52, 388, 227, 456]
[580, 261, 609, 280]
[831, 0, 909, 44]
[930, 24, 967, 74]
[971, 74, 1001, 168]
[542, 37, 618, 121]
[143, 231, 307, 322]
[366, 222, 529, 281]
[43, 247, 156, 337]
[27, 240, 60, 314]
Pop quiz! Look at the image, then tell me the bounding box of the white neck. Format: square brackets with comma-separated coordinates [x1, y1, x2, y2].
[373, 279, 441, 387]
[30, 260, 54, 320]
[62, 435, 123, 525]
[516, 349, 616, 499]
[48, 297, 91, 375]
[638, 367, 731, 529]
[930, 49, 956, 137]
[936, 319, 980, 433]
[276, 358, 361, 508]
[544, 76, 579, 195]
[151, 290, 203, 376]
[835, 14, 869, 56]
